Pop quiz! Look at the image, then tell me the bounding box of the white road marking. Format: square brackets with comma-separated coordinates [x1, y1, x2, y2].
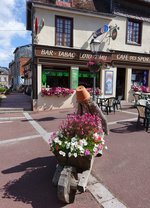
[118, 110, 137, 115]
[0, 135, 41, 145]
[0, 116, 25, 121]
[23, 112, 53, 143]
[0, 121, 13, 124]
[108, 117, 137, 125]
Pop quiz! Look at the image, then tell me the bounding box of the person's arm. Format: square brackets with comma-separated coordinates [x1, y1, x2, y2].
[77, 103, 82, 115]
[90, 102, 109, 135]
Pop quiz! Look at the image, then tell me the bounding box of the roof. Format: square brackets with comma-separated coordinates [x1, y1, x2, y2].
[0, 67, 9, 75]
[26, 0, 114, 31]
[26, 0, 150, 30]
[113, 0, 150, 21]
[13, 44, 32, 54]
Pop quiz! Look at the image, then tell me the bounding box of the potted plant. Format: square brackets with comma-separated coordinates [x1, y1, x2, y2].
[49, 113, 107, 170]
[41, 87, 74, 97]
[87, 58, 104, 72]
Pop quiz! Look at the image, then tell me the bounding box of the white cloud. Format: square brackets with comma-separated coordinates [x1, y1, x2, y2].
[0, 0, 31, 67]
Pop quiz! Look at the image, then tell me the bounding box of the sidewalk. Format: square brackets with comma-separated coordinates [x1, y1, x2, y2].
[0, 92, 32, 111]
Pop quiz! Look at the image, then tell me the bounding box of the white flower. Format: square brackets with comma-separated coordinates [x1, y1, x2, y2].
[71, 137, 77, 143]
[79, 139, 87, 146]
[59, 150, 66, 157]
[101, 137, 105, 142]
[93, 144, 99, 152]
[77, 145, 84, 152]
[54, 137, 60, 143]
[71, 141, 78, 147]
[73, 153, 78, 158]
[68, 152, 72, 157]
[104, 146, 108, 150]
[59, 133, 63, 138]
[66, 142, 70, 149]
[93, 132, 99, 138]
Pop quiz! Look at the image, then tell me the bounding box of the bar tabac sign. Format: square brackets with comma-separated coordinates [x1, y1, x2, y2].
[35, 47, 112, 62]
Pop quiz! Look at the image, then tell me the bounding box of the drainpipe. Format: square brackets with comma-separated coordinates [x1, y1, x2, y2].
[31, 4, 38, 101]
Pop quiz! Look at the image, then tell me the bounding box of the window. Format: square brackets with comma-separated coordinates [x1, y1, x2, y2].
[55, 16, 73, 47]
[126, 19, 142, 45]
[58, 0, 71, 2]
[42, 68, 69, 88]
[56, 0, 72, 7]
[78, 70, 99, 88]
[132, 69, 148, 86]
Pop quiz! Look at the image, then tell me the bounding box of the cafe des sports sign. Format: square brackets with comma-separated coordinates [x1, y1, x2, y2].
[35, 46, 150, 65]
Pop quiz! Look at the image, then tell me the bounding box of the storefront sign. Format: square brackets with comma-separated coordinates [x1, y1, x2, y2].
[111, 28, 117, 40]
[70, 67, 79, 89]
[35, 47, 112, 62]
[112, 53, 150, 64]
[35, 46, 150, 65]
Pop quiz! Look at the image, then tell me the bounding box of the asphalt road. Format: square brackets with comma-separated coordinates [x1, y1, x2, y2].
[0, 94, 150, 208]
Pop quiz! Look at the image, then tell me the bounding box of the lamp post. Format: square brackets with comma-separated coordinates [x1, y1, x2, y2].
[89, 39, 100, 102]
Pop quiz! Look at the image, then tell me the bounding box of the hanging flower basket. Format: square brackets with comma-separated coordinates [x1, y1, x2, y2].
[87, 58, 104, 72]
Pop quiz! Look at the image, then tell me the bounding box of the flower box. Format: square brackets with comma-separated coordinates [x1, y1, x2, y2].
[49, 113, 106, 170]
[41, 87, 74, 97]
[55, 151, 93, 171]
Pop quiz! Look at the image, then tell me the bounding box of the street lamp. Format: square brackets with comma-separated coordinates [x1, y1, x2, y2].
[89, 38, 100, 102]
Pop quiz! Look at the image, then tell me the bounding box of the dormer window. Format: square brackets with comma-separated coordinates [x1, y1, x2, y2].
[59, 0, 70, 2]
[56, 0, 72, 7]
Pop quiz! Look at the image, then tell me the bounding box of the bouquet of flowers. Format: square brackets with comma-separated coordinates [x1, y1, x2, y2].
[49, 113, 106, 159]
[41, 87, 74, 97]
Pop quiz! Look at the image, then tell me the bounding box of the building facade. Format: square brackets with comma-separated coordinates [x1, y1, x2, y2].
[0, 67, 9, 88]
[26, 0, 150, 110]
[9, 45, 32, 90]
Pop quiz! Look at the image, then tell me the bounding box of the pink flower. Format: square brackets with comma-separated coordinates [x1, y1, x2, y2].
[41, 87, 74, 96]
[84, 149, 90, 156]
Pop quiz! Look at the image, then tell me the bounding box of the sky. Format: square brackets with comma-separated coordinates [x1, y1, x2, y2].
[0, 0, 31, 68]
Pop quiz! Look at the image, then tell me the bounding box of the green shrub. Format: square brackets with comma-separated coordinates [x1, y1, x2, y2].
[0, 87, 6, 93]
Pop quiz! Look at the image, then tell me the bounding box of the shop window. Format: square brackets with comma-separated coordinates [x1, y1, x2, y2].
[126, 19, 142, 45]
[42, 69, 69, 88]
[132, 69, 148, 86]
[55, 16, 73, 47]
[78, 71, 99, 88]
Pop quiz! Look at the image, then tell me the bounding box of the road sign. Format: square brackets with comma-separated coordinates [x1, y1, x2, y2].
[93, 24, 109, 38]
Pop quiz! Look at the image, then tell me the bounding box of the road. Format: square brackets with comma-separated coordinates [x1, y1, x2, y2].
[0, 100, 150, 208]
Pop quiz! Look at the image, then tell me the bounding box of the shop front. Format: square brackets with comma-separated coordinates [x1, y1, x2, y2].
[112, 51, 150, 102]
[33, 45, 112, 111]
[32, 45, 150, 111]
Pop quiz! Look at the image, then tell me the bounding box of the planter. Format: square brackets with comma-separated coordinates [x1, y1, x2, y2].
[55, 152, 93, 171]
[88, 65, 101, 73]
